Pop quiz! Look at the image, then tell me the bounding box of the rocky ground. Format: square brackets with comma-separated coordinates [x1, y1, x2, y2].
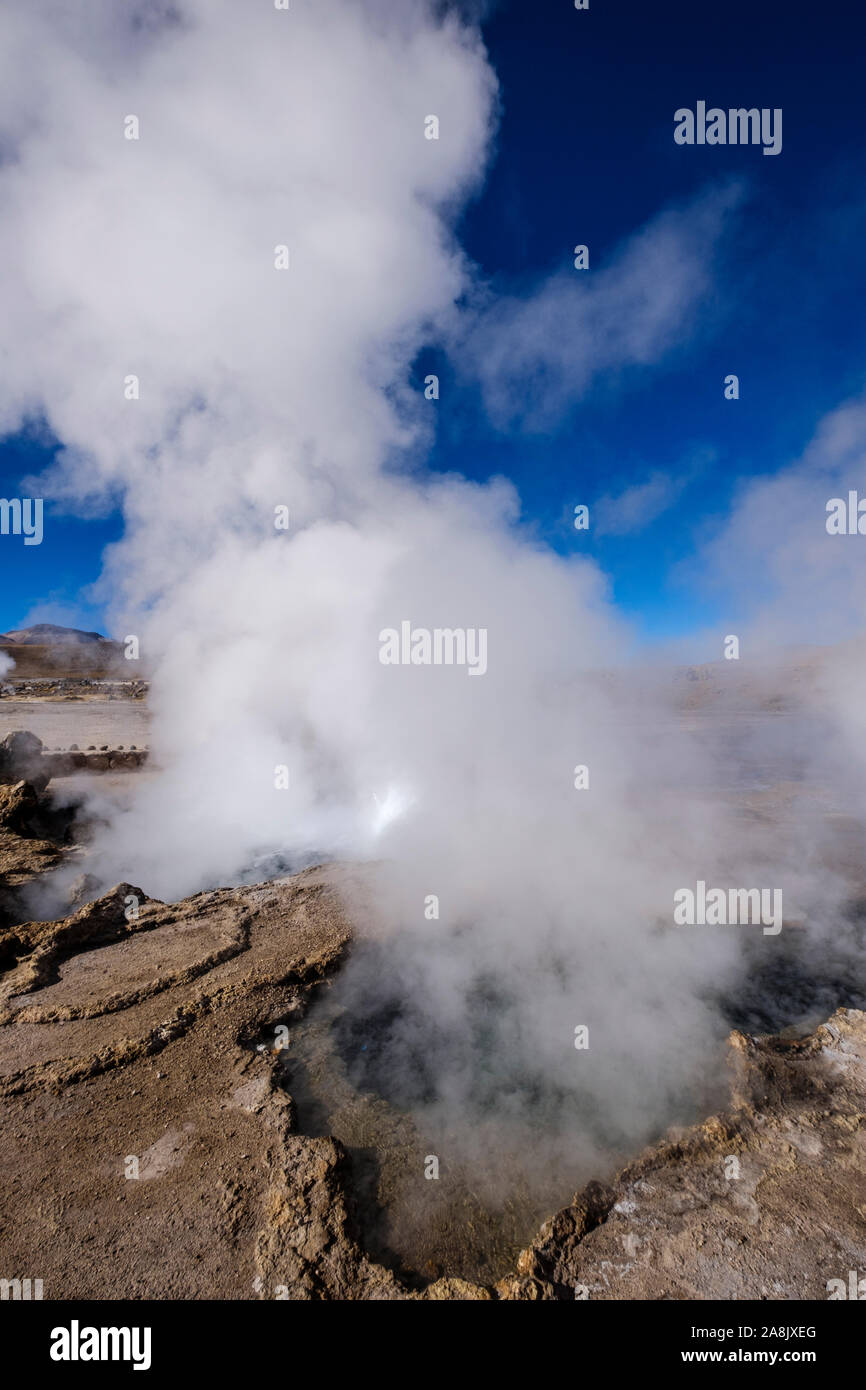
[1, 770, 864, 1299]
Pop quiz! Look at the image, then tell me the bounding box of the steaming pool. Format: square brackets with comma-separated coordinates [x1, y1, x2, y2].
[259, 985, 582, 1285]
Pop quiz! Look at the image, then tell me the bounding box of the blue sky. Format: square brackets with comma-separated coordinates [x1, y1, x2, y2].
[2, 0, 865, 642]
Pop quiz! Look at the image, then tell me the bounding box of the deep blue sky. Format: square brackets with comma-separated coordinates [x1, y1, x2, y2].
[2, 0, 865, 641]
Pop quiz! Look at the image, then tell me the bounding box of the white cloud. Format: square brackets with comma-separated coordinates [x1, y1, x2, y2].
[455, 183, 743, 431]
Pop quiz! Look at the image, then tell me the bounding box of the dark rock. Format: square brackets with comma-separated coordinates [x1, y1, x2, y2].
[0, 730, 44, 784]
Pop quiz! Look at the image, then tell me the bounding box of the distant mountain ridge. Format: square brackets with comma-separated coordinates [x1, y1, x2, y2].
[0, 624, 127, 679]
[0, 624, 108, 646]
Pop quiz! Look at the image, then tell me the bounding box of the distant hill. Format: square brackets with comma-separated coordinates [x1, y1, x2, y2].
[0, 624, 107, 646]
[0, 624, 126, 678]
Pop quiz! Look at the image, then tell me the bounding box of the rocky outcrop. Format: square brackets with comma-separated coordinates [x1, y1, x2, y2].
[0, 779, 70, 927]
[0, 856, 864, 1300]
[0, 780, 41, 836]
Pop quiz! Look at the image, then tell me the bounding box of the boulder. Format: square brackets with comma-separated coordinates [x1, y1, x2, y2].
[0, 729, 43, 784]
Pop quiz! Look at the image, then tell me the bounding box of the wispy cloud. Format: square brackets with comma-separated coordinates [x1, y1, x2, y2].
[453, 183, 744, 432]
[593, 449, 713, 537]
[594, 470, 682, 537]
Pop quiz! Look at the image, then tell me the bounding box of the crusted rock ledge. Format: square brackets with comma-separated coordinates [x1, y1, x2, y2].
[1, 867, 863, 1300]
